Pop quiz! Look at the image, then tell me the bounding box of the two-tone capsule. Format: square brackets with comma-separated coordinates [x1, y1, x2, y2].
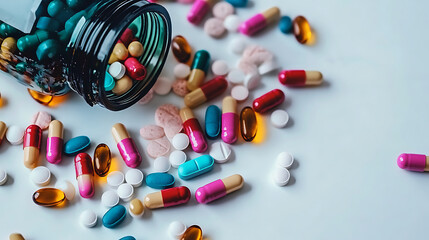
[187, 0, 215, 25]
[23, 125, 42, 169]
[221, 96, 238, 144]
[180, 107, 208, 153]
[195, 174, 244, 204]
[278, 70, 323, 87]
[144, 186, 191, 209]
[240, 107, 257, 142]
[252, 89, 285, 113]
[239, 7, 280, 36]
[397, 153, 429, 172]
[0, 121, 6, 146]
[46, 120, 63, 164]
[187, 50, 211, 91]
[184, 76, 228, 108]
[112, 123, 142, 168]
[74, 153, 95, 198]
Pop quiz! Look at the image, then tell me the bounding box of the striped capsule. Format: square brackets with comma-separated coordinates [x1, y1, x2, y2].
[195, 174, 244, 204]
[144, 186, 191, 209]
[252, 89, 285, 113]
[180, 107, 208, 153]
[184, 76, 228, 108]
[221, 96, 238, 144]
[46, 120, 63, 164]
[0, 121, 6, 146]
[278, 70, 323, 87]
[187, 50, 211, 91]
[112, 123, 142, 168]
[23, 125, 42, 169]
[397, 153, 429, 172]
[74, 153, 95, 198]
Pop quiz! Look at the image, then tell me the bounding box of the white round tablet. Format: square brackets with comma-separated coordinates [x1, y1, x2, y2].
[117, 183, 134, 202]
[153, 76, 172, 95]
[271, 110, 289, 128]
[6, 125, 24, 145]
[226, 69, 245, 85]
[168, 221, 187, 239]
[211, 60, 229, 76]
[172, 133, 189, 150]
[169, 150, 187, 168]
[231, 85, 249, 102]
[101, 190, 120, 208]
[55, 180, 75, 201]
[30, 166, 51, 186]
[209, 141, 232, 164]
[174, 63, 191, 79]
[108, 62, 126, 80]
[272, 167, 290, 186]
[224, 15, 242, 32]
[154, 156, 171, 172]
[276, 152, 294, 169]
[80, 210, 97, 228]
[228, 37, 247, 55]
[0, 169, 7, 185]
[244, 72, 262, 90]
[258, 60, 279, 75]
[107, 171, 125, 188]
[125, 169, 144, 187]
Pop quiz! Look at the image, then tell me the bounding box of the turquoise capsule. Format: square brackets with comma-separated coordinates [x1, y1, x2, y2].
[104, 72, 115, 91]
[57, 30, 72, 43]
[0, 23, 22, 38]
[66, 0, 90, 9]
[36, 39, 62, 61]
[146, 172, 175, 189]
[191, 50, 210, 73]
[64, 136, 91, 155]
[205, 105, 221, 139]
[102, 205, 127, 228]
[48, 0, 76, 23]
[178, 155, 214, 180]
[36, 17, 61, 32]
[119, 237, 136, 240]
[226, 0, 248, 7]
[279, 16, 293, 34]
[17, 30, 51, 53]
[65, 10, 86, 33]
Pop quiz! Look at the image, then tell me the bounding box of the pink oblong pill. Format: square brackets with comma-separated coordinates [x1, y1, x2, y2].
[397, 153, 428, 172]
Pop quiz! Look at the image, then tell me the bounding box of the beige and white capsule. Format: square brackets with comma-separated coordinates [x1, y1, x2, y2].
[0, 121, 6, 146]
[195, 174, 244, 204]
[129, 198, 145, 217]
[46, 120, 63, 164]
[23, 125, 42, 169]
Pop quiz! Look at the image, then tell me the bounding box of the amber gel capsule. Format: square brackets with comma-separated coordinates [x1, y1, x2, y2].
[93, 143, 112, 177]
[181, 225, 203, 240]
[240, 107, 257, 142]
[32, 188, 66, 207]
[293, 16, 312, 44]
[172, 35, 192, 63]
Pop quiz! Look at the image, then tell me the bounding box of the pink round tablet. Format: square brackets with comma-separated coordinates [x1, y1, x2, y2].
[155, 104, 181, 128]
[204, 18, 226, 38]
[147, 137, 171, 158]
[140, 125, 165, 140]
[163, 118, 183, 140]
[212, 2, 234, 20]
[238, 59, 258, 75]
[242, 45, 274, 65]
[231, 85, 249, 102]
[31, 111, 52, 130]
[138, 88, 154, 105]
[172, 79, 189, 97]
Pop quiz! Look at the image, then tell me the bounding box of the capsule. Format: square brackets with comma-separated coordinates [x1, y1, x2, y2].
[293, 16, 312, 44]
[32, 188, 66, 207]
[184, 76, 228, 108]
[144, 186, 191, 209]
[108, 42, 129, 64]
[187, 50, 211, 91]
[195, 174, 244, 204]
[397, 153, 429, 172]
[171, 35, 192, 63]
[120, 28, 135, 47]
[46, 120, 63, 164]
[180, 107, 208, 153]
[187, 0, 215, 25]
[178, 155, 214, 180]
[93, 143, 112, 177]
[239, 7, 280, 36]
[27, 89, 53, 105]
[9, 233, 25, 240]
[180, 225, 203, 240]
[23, 125, 42, 169]
[205, 105, 221, 139]
[220, 97, 239, 144]
[278, 70, 323, 87]
[252, 89, 285, 113]
[0, 121, 6, 146]
[240, 107, 257, 142]
[112, 123, 142, 168]
[74, 153, 95, 198]
[124, 57, 147, 81]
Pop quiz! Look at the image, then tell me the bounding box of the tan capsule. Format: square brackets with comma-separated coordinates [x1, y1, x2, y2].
[223, 174, 244, 194]
[112, 75, 132, 95]
[111, 123, 130, 143]
[9, 233, 25, 240]
[129, 198, 144, 217]
[144, 187, 191, 209]
[109, 42, 129, 64]
[128, 41, 144, 57]
[48, 120, 63, 138]
[0, 121, 6, 145]
[144, 191, 164, 209]
[187, 69, 206, 91]
[46, 120, 63, 164]
[1, 37, 17, 53]
[261, 7, 281, 25]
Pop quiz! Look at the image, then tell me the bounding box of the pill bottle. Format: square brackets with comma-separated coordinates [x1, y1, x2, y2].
[0, 0, 171, 111]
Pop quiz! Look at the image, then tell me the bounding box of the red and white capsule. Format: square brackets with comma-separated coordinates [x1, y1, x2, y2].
[74, 153, 95, 198]
[23, 125, 42, 169]
[278, 70, 323, 87]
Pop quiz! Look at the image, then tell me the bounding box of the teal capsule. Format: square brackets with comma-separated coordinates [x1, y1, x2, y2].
[0, 23, 22, 38]
[17, 30, 50, 53]
[146, 172, 175, 189]
[36, 17, 61, 32]
[36, 39, 62, 61]
[66, 0, 90, 10]
[188, 50, 211, 90]
[104, 72, 115, 91]
[226, 0, 248, 7]
[102, 205, 127, 228]
[205, 105, 221, 139]
[57, 29, 72, 43]
[64, 136, 91, 155]
[65, 10, 86, 34]
[279, 16, 293, 34]
[48, 0, 76, 23]
[178, 155, 214, 180]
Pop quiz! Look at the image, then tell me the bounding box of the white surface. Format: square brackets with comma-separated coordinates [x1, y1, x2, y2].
[272, 167, 290, 186]
[209, 141, 232, 163]
[1, 1, 429, 239]
[106, 171, 125, 188]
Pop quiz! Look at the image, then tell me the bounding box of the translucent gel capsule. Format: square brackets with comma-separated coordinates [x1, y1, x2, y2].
[27, 89, 53, 105]
[172, 35, 192, 63]
[180, 225, 203, 240]
[32, 188, 66, 207]
[240, 107, 257, 142]
[293, 16, 312, 44]
[93, 143, 112, 177]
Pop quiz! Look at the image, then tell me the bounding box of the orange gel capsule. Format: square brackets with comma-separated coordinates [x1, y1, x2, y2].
[240, 107, 257, 142]
[32, 188, 66, 207]
[27, 89, 53, 105]
[293, 16, 312, 44]
[180, 225, 203, 240]
[171, 35, 192, 63]
[93, 143, 112, 177]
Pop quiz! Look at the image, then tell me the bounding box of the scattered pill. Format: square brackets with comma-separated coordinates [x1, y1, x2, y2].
[231, 85, 249, 102]
[213, 2, 234, 19]
[74, 153, 95, 198]
[154, 156, 172, 172]
[397, 153, 429, 172]
[30, 166, 51, 186]
[271, 110, 289, 128]
[253, 89, 285, 113]
[120, 28, 135, 46]
[224, 15, 242, 32]
[209, 141, 232, 164]
[0, 168, 7, 185]
[144, 186, 191, 209]
[239, 7, 280, 36]
[169, 150, 187, 168]
[93, 143, 112, 177]
[128, 41, 144, 57]
[146, 172, 175, 189]
[32, 188, 66, 207]
[0, 121, 6, 146]
[205, 105, 221, 139]
[102, 205, 127, 228]
[293, 16, 312, 44]
[180, 107, 208, 153]
[187, 50, 211, 91]
[23, 125, 42, 169]
[258, 60, 279, 75]
[112, 123, 142, 168]
[6, 125, 24, 145]
[138, 88, 154, 104]
[147, 137, 171, 158]
[109, 42, 129, 64]
[196, 174, 244, 204]
[101, 190, 120, 208]
[244, 72, 262, 90]
[272, 167, 290, 186]
[55, 180, 75, 201]
[279, 16, 293, 34]
[211, 60, 229, 76]
[226, 0, 247, 7]
[187, 0, 214, 24]
[109, 62, 126, 80]
[105, 72, 116, 91]
[226, 69, 245, 85]
[9, 233, 25, 240]
[278, 70, 323, 87]
[238, 60, 258, 75]
[140, 125, 165, 140]
[46, 120, 63, 164]
[172, 133, 190, 150]
[117, 183, 134, 202]
[276, 152, 294, 169]
[172, 79, 190, 97]
[120, 236, 136, 240]
[80, 210, 97, 228]
[242, 45, 274, 65]
[30, 111, 51, 130]
[174, 63, 191, 79]
[178, 155, 214, 180]
[107, 171, 125, 188]
[204, 18, 226, 38]
[240, 107, 257, 142]
[129, 198, 144, 217]
[125, 169, 144, 187]
[184, 76, 228, 108]
[181, 225, 203, 240]
[169, 221, 187, 239]
[155, 104, 182, 128]
[221, 96, 239, 144]
[171, 35, 192, 63]
[112, 75, 133, 95]
[64, 136, 90, 155]
[153, 76, 173, 95]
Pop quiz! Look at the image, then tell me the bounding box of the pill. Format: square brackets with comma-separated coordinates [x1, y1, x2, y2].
[174, 63, 191, 79]
[196, 174, 244, 204]
[244, 72, 262, 90]
[258, 60, 279, 75]
[180, 107, 208, 153]
[104, 71, 116, 91]
[221, 97, 238, 144]
[80, 210, 97, 228]
[112, 123, 142, 168]
[240, 107, 257, 142]
[109, 42, 129, 64]
[172, 133, 190, 150]
[147, 137, 171, 158]
[242, 45, 274, 65]
[30, 111, 51, 130]
[120, 28, 135, 47]
[293, 16, 312, 44]
[397, 153, 429, 172]
[138, 88, 154, 104]
[74, 153, 95, 198]
[66, 0, 88, 9]
[205, 105, 221, 139]
[117, 183, 134, 202]
[120, 236, 136, 240]
[47, 0, 75, 23]
[23, 125, 42, 169]
[93, 143, 112, 177]
[171, 35, 192, 63]
[169, 221, 187, 239]
[0, 168, 7, 185]
[128, 41, 144, 57]
[224, 15, 242, 33]
[187, 0, 214, 24]
[226, 0, 247, 7]
[278, 70, 323, 87]
[253, 89, 285, 113]
[125, 169, 144, 187]
[181, 225, 203, 240]
[146, 172, 175, 189]
[178, 155, 214, 180]
[32, 188, 66, 207]
[187, 50, 211, 91]
[109, 62, 126, 80]
[1, 37, 17, 53]
[129, 198, 144, 217]
[124, 57, 147, 81]
[226, 69, 245, 85]
[279, 16, 293, 34]
[155, 104, 182, 127]
[0, 23, 21, 37]
[17, 30, 50, 53]
[213, 2, 234, 19]
[140, 125, 165, 140]
[184, 76, 228, 108]
[144, 186, 191, 209]
[64, 136, 90, 155]
[238, 60, 258, 75]
[37, 16, 61, 32]
[153, 76, 172, 95]
[103, 205, 127, 228]
[36, 39, 61, 61]
[9, 233, 25, 240]
[209, 141, 232, 164]
[55, 180, 75, 201]
[239, 7, 280, 36]
[46, 120, 63, 164]
[231, 85, 249, 102]
[276, 152, 294, 169]
[154, 156, 171, 172]
[272, 167, 290, 186]
[102, 190, 120, 208]
[172, 79, 190, 97]
[212, 60, 230, 76]
[169, 150, 187, 168]
[107, 171, 125, 188]
[30, 166, 51, 186]
[204, 18, 226, 38]
[0, 121, 6, 146]
[112, 75, 133, 95]
[271, 110, 289, 128]
[6, 125, 24, 145]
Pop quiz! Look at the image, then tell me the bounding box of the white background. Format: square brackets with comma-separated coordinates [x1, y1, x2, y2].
[1, 0, 428, 239]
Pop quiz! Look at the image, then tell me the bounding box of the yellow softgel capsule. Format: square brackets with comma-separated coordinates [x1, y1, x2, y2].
[32, 188, 66, 207]
[180, 225, 203, 240]
[93, 143, 111, 177]
[293, 16, 312, 44]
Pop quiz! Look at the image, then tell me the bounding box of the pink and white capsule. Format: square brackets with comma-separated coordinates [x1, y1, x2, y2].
[187, 0, 215, 24]
[397, 153, 429, 172]
[74, 153, 95, 198]
[112, 123, 142, 168]
[46, 120, 63, 164]
[239, 7, 280, 36]
[221, 96, 238, 144]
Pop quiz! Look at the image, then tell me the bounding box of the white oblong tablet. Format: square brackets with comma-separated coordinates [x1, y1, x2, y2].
[6, 125, 24, 145]
[154, 156, 171, 172]
[174, 63, 191, 79]
[30, 166, 51, 186]
[272, 167, 290, 186]
[276, 152, 294, 169]
[109, 62, 126, 80]
[125, 169, 144, 187]
[117, 183, 134, 202]
[258, 60, 279, 75]
[107, 171, 125, 188]
[153, 76, 172, 95]
[101, 190, 120, 208]
[55, 180, 75, 201]
[80, 210, 97, 228]
[231, 85, 249, 102]
[169, 150, 187, 168]
[211, 60, 229, 76]
[226, 69, 245, 85]
[271, 110, 289, 128]
[209, 141, 232, 164]
[224, 15, 242, 32]
[172, 133, 189, 150]
[244, 72, 262, 90]
[0, 169, 7, 185]
[168, 221, 187, 239]
[228, 37, 246, 54]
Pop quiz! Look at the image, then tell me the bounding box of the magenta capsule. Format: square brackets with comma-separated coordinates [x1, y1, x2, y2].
[252, 89, 285, 113]
[180, 107, 208, 153]
[397, 153, 429, 172]
[187, 0, 215, 24]
[124, 57, 147, 81]
[111, 123, 142, 168]
[74, 153, 95, 198]
[196, 174, 244, 204]
[46, 120, 63, 164]
[239, 7, 280, 36]
[221, 96, 238, 144]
